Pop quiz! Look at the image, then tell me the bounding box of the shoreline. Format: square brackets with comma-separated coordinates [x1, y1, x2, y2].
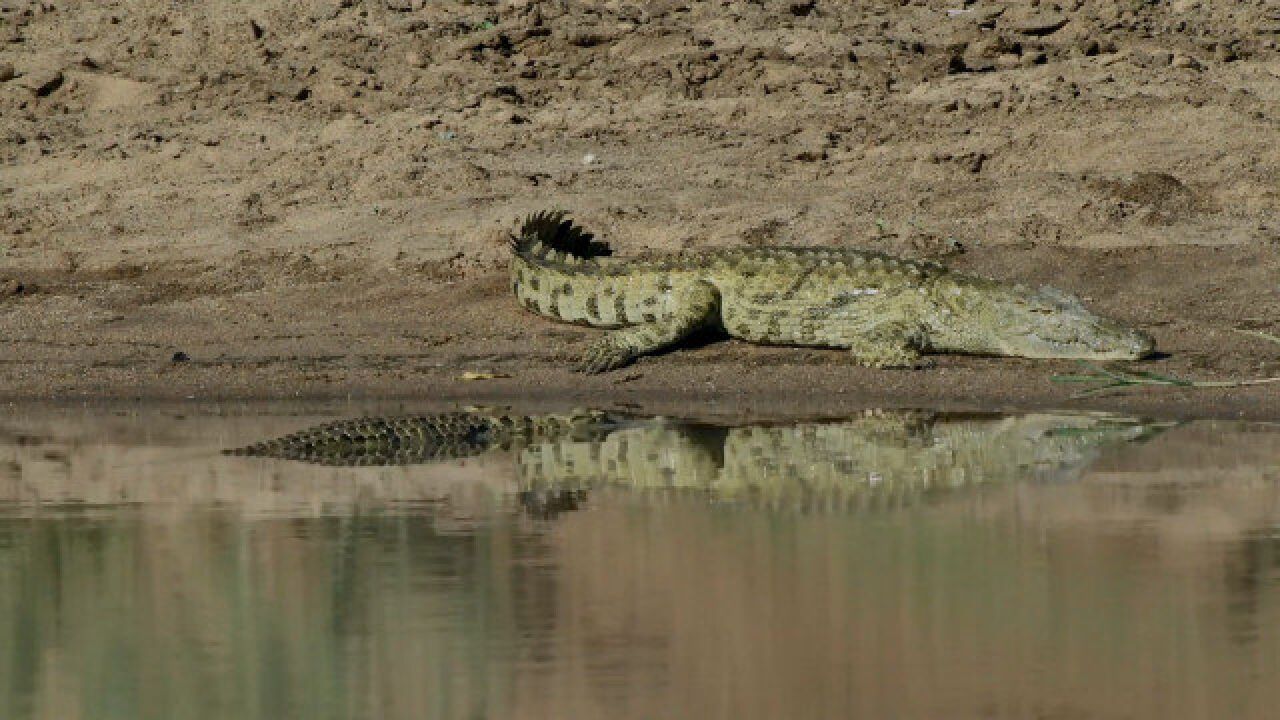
[4, 369, 1276, 423]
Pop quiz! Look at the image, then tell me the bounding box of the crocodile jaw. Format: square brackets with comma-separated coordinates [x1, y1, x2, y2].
[930, 283, 1156, 361]
[990, 305, 1156, 360]
[999, 325, 1156, 360]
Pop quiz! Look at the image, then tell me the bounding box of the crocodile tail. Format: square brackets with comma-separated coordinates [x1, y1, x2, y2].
[223, 414, 502, 465]
[510, 210, 612, 265]
[222, 410, 621, 466]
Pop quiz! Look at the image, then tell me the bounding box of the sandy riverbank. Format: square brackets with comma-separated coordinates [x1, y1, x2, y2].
[2, 1, 1278, 417]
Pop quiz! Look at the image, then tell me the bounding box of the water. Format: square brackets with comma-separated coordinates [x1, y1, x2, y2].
[2, 407, 1279, 719]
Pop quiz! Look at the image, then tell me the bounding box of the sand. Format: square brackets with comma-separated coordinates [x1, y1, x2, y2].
[2, 0, 1279, 418]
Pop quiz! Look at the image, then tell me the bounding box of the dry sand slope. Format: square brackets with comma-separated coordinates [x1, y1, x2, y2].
[1, 0, 1279, 416]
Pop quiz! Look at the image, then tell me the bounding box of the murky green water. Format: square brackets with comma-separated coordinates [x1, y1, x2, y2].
[1, 407, 1279, 719]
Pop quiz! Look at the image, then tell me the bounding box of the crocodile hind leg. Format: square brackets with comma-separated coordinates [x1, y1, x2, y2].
[576, 282, 719, 373]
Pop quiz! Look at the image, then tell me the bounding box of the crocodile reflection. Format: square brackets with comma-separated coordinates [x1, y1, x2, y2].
[229, 410, 1161, 511]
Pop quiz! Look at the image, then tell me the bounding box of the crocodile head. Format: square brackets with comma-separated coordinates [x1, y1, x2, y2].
[936, 283, 1155, 360]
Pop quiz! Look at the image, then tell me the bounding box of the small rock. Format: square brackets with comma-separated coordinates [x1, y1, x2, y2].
[957, 55, 995, 73]
[171, 351, 191, 364]
[236, 192, 276, 227]
[0, 62, 13, 82]
[1171, 53, 1201, 70]
[1020, 51, 1046, 67]
[2, 279, 30, 296]
[995, 53, 1022, 70]
[1214, 45, 1237, 63]
[405, 50, 427, 68]
[789, 0, 815, 16]
[790, 127, 831, 162]
[17, 67, 63, 96]
[964, 152, 987, 174]
[947, 55, 973, 74]
[1008, 12, 1068, 36]
[968, 35, 1017, 60]
[581, 153, 597, 165]
[968, 6, 1005, 28]
[1076, 38, 1100, 57]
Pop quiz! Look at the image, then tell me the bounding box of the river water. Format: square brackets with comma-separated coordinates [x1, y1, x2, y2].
[1, 406, 1279, 719]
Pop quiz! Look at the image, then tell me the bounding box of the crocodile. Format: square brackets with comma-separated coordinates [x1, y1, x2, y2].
[225, 408, 618, 466]
[227, 409, 1160, 512]
[508, 211, 1155, 372]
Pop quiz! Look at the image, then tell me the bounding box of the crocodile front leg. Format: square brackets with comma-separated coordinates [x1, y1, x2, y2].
[576, 281, 719, 373]
[847, 320, 929, 369]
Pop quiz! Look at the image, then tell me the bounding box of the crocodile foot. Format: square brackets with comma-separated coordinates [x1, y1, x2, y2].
[575, 339, 636, 374]
[849, 342, 927, 369]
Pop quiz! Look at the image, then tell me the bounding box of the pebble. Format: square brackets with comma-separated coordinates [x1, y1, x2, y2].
[961, 56, 995, 73]
[968, 36, 1015, 59]
[995, 53, 1022, 70]
[1020, 52, 1046, 68]
[581, 153, 597, 165]
[964, 152, 987, 174]
[1008, 12, 1068, 36]
[18, 67, 63, 96]
[791, 127, 831, 160]
[405, 50, 427, 68]
[0, 62, 13, 82]
[171, 351, 191, 364]
[1171, 54, 1201, 70]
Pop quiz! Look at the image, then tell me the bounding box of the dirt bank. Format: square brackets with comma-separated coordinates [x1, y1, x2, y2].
[2, 1, 1278, 417]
